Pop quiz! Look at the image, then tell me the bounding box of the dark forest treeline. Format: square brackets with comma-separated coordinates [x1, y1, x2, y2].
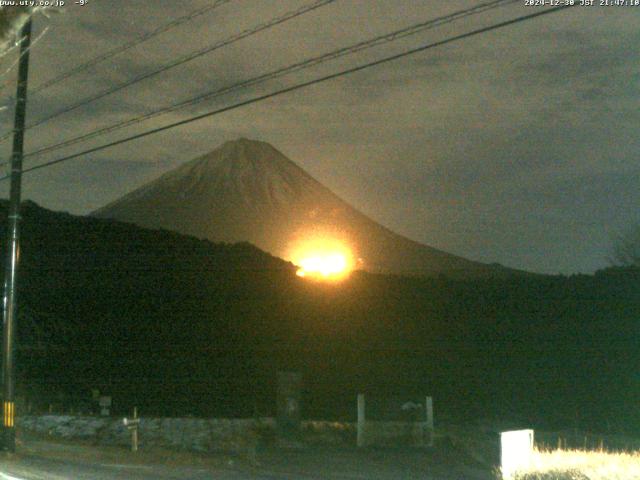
[1, 201, 639, 433]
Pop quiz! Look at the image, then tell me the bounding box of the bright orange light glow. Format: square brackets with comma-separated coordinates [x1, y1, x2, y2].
[290, 235, 354, 281]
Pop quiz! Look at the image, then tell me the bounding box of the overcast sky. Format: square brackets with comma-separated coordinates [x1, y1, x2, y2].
[0, 0, 637, 275]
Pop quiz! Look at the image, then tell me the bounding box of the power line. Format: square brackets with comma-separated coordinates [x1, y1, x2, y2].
[21, 0, 516, 162]
[12, 1, 231, 99]
[0, 0, 335, 146]
[0, 5, 574, 182]
[0, 1, 231, 142]
[0, 24, 50, 87]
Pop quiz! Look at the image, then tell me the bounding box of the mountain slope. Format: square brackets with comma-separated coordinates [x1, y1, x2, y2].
[93, 138, 519, 278]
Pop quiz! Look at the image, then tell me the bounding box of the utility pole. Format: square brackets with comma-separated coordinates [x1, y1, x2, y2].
[2, 16, 33, 453]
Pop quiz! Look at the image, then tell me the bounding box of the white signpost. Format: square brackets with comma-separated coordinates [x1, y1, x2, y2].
[123, 407, 140, 452]
[500, 429, 534, 479]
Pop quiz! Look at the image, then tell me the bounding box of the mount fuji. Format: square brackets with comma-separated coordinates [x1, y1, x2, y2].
[92, 138, 520, 278]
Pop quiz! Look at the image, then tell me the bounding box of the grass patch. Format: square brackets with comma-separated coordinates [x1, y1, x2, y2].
[505, 448, 640, 480]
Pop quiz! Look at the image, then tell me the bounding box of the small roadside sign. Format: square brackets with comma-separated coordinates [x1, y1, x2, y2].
[123, 407, 140, 452]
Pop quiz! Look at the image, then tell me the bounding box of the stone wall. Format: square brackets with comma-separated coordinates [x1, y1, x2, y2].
[17, 415, 431, 452]
[18, 415, 276, 452]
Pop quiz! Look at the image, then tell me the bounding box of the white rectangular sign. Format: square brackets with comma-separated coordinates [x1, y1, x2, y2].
[501, 429, 534, 479]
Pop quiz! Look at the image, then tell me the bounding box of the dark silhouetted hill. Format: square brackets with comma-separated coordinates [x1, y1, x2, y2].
[1, 201, 638, 433]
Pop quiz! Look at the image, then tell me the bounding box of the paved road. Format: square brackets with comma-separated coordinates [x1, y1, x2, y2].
[0, 454, 258, 479]
[0, 456, 492, 480]
[0, 441, 493, 479]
